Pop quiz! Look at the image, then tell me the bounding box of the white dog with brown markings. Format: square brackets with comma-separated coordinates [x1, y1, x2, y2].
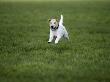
[48, 15, 69, 44]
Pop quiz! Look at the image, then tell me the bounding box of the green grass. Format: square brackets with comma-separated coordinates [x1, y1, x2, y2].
[0, 1, 110, 82]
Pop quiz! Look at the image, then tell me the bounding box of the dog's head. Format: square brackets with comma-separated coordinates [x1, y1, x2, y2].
[49, 18, 58, 31]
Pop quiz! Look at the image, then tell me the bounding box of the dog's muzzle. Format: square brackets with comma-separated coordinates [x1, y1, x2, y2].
[51, 26, 58, 31]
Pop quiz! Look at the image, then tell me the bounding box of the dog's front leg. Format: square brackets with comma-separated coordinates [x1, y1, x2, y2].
[48, 35, 53, 43]
[48, 30, 53, 43]
[55, 36, 61, 44]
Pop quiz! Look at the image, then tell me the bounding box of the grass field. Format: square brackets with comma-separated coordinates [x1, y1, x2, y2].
[0, 0, 110, 82]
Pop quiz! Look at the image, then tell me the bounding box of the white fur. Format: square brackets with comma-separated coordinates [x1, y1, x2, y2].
[48, 15, 69, 44]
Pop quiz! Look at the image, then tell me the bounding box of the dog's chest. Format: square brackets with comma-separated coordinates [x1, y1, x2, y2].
[52, 27, 64, 36]
[52, 31, 57, 36]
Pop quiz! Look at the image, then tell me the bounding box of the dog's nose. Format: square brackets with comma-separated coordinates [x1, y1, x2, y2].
[51, 26, 53, 28]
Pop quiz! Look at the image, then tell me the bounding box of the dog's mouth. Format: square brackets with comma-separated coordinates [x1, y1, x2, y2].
[51, 26, 58, 31]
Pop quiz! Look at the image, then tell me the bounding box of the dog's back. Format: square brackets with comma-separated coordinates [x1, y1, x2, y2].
[58, 15, 69, 39]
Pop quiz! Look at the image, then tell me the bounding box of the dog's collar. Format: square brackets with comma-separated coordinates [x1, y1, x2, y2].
[56, 24, 59, 29]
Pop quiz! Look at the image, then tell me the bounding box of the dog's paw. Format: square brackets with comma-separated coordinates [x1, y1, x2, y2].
[48, 41, 51, 43]
[55, 42, 58, 44]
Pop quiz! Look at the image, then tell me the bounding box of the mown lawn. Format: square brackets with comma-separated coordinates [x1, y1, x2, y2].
[0, 1, 110, 82]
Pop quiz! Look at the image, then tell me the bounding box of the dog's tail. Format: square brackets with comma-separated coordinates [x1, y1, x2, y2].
[59, 14, 63, 25]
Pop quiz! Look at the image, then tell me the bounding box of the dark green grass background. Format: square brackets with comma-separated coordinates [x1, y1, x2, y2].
[0, 0, 110, 82]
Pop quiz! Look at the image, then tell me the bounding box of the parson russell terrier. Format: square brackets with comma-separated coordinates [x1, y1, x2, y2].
[48, 15, 69, 44]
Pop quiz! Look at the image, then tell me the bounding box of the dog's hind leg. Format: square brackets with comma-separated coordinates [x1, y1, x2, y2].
[64, 28, 69, 40]
[64, 33, 69, 40]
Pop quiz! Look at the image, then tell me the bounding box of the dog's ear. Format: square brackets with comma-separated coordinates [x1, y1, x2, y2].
[48, 19, 51, 22]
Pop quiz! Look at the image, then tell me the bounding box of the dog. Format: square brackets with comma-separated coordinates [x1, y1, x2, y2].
[48, 15, 69, 44]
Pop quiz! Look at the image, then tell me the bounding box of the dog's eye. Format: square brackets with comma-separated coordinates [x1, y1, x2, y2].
[54, 22, 56, 24]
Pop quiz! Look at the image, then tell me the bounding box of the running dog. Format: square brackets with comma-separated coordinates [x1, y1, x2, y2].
[48, 15, 69, 44]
